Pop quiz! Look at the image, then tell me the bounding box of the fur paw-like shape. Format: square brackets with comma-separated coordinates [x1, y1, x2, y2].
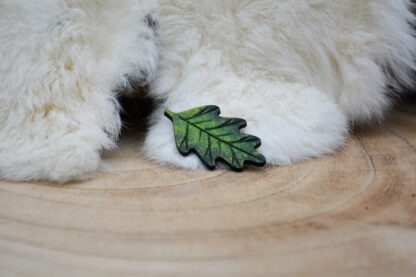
[0, 0, 160, 182]
[144, 74, 348, 170]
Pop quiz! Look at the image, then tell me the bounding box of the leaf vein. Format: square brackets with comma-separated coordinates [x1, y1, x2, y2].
[185, 119, 261, 159]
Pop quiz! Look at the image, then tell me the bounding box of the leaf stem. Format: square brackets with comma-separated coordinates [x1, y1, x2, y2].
[164, 109, 175, 120]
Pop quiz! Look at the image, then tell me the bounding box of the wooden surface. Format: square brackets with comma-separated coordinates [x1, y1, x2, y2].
[1, 101, 415, 276]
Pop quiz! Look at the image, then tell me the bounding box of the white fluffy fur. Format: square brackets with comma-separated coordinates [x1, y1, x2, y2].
[143, 0, 416, 169]
[0, 0, 414, 182]
[0, 0, 159, 181]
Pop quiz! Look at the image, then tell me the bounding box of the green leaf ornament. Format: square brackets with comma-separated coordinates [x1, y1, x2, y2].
[165, 105, 266, 171]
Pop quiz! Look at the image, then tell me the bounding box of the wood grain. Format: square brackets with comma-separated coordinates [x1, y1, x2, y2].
[0, 102, 415, 276]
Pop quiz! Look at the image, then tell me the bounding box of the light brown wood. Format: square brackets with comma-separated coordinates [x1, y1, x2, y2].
[1, 101, 415, 276]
